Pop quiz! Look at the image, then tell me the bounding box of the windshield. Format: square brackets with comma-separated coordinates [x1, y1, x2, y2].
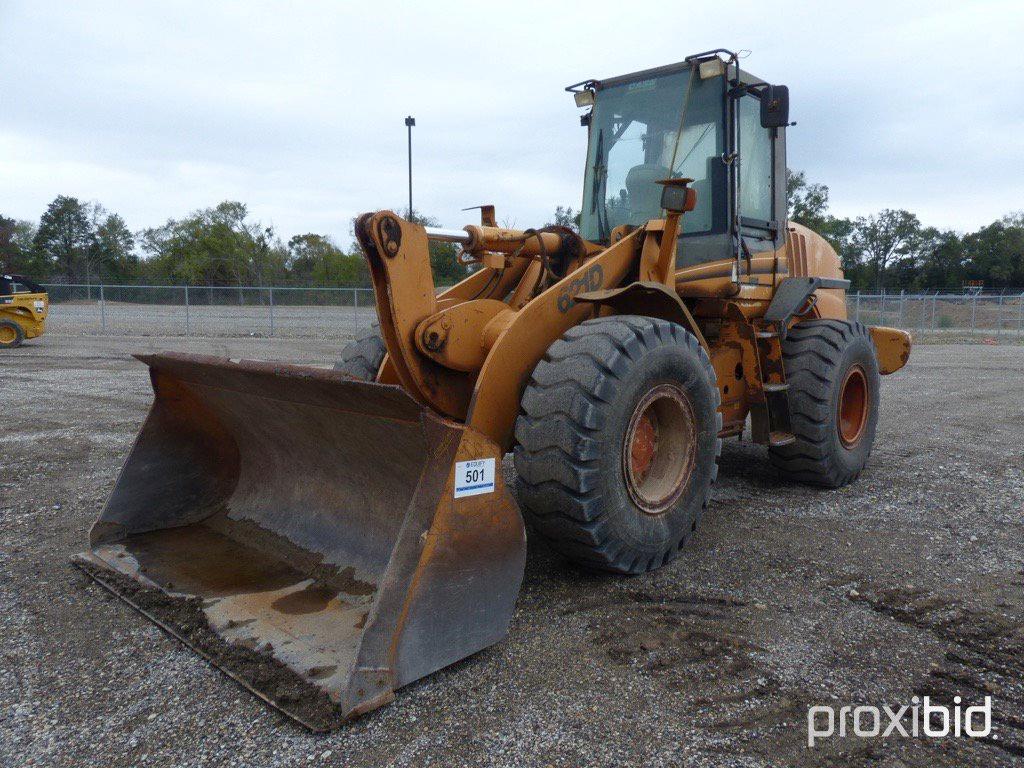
[580, 68, 724, 242]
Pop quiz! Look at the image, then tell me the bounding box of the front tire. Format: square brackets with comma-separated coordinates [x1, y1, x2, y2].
[769, 319, 880, 487]
[0, 320, 25, 349]
[513, 316, 721, 575]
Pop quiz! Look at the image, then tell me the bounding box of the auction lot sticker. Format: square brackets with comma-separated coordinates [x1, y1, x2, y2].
[454, 458, 495, 498]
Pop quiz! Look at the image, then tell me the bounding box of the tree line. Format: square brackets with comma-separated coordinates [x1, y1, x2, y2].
[0, 198, 468, 288]
[557, 175, 1024, 292]
[785, 171, 1023, 291]
[2, 174, 1022, 291]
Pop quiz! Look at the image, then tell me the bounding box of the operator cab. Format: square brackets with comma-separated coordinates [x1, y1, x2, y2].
[0, 274, 45, 298]
[572, 51, 789, 268]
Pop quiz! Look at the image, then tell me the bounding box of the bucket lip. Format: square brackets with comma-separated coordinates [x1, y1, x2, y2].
[134, 352, 437, 425]
[135, 351, 394, 388]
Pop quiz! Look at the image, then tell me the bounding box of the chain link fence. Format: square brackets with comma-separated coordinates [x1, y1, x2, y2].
[42, 284, 379, 340]
[850, 291, 1024, 338]
[40, 284, 1024, 341]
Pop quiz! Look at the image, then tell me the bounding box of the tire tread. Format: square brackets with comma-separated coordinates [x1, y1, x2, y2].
[769, 319, 877, 487]
[513, 316, 722, 574]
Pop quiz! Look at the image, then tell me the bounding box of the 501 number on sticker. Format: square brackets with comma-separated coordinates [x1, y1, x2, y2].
[454, 458, 495, 498]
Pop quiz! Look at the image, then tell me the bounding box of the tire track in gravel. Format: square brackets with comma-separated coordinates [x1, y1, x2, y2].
[851, 585, 1024, 758]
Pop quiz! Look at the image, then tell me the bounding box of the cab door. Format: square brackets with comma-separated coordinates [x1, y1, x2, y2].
[736, 88, 787, 261]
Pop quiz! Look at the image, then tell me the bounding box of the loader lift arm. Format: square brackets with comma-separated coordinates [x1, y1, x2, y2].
[354, 188, 702, 449]
[356, 178, 700, 448]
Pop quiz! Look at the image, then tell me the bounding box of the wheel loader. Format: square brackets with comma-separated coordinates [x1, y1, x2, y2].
[75, 50, 911, 728]
[0, 273, 48, 348]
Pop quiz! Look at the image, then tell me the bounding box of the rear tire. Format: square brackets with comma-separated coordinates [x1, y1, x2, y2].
[769, 319, 880, 487]
[0, 320, 25, 349]
[513, 316, 721, 575]
[333, 327, 385, 381]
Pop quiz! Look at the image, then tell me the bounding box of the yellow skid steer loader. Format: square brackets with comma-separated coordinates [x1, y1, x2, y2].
[0, 274, 48, 348]
[76, 50, 911, 729]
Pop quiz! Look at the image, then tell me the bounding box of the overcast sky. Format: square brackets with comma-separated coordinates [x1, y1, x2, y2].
[2, 1, 1022, 247]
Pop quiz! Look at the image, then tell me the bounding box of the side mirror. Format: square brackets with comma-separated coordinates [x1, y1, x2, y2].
[760, 84, 790, 128]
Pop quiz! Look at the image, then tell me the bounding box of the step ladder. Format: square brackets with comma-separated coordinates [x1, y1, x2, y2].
[752, 323, 795, 447]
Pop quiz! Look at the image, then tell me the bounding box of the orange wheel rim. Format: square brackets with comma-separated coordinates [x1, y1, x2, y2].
[838, 365, 869, 448]
[623, 383, 697, 515]
[0, 326, 16, 344]
[630, 413, 657, 479]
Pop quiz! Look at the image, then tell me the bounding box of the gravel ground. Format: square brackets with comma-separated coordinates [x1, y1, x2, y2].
[1, 334, 1022, 767]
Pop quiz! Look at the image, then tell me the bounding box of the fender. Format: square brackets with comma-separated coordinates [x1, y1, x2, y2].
[574, 281, 708, 350]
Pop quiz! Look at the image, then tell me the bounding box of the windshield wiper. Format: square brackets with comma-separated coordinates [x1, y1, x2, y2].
[589, 128, 604, 215]
[589, 128, 611, 241]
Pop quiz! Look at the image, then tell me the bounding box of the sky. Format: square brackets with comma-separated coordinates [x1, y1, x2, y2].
[1, 1, 1022, 248]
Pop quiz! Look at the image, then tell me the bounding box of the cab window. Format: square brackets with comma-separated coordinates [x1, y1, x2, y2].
[667, 74, 724, 234]
[738, 92, 773, 224]
[580, 69, 725, 242]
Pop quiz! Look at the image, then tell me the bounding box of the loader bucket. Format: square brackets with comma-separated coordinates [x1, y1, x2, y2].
[74, 352, 525, 729]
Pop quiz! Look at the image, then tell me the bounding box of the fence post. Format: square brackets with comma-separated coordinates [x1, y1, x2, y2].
[932, 292, 937, 330]
[997, 292, 1004, 336]
[99, 283, 106, 332]
[855, 291, 861, 322]
[269, 287, 275, 337]
[898, 290, 905, 328]
[971, 293, 977, 331]
[184, 284, 190, 337]
[1018, 293, 1024, 336]
[352, 288, 358, 330]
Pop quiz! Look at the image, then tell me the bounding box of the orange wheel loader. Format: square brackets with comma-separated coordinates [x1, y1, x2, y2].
[75, 50, 911, 729]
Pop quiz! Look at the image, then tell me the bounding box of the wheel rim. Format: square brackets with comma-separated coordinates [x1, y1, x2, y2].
[623, 383, 697, 515]
[838, 365, 869, 448]
[0, 325, 16, 345]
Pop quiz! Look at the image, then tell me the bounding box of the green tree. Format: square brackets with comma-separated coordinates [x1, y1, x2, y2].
[287, 233, 367, 286]
[33, 195, 95, 282]
[140, 201, 288, 285]
[546, 206, 581, 233]
[786, 169, 830, 231]
[850, 209, 922, 291]
[93, 212, 137, 281]
[914, 228, 965, 291]
[960, 213, 1024, 289]
[0, 216, 42, 275]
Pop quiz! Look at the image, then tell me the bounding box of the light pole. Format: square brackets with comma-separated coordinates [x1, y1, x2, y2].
[405, 116, 415, 219]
